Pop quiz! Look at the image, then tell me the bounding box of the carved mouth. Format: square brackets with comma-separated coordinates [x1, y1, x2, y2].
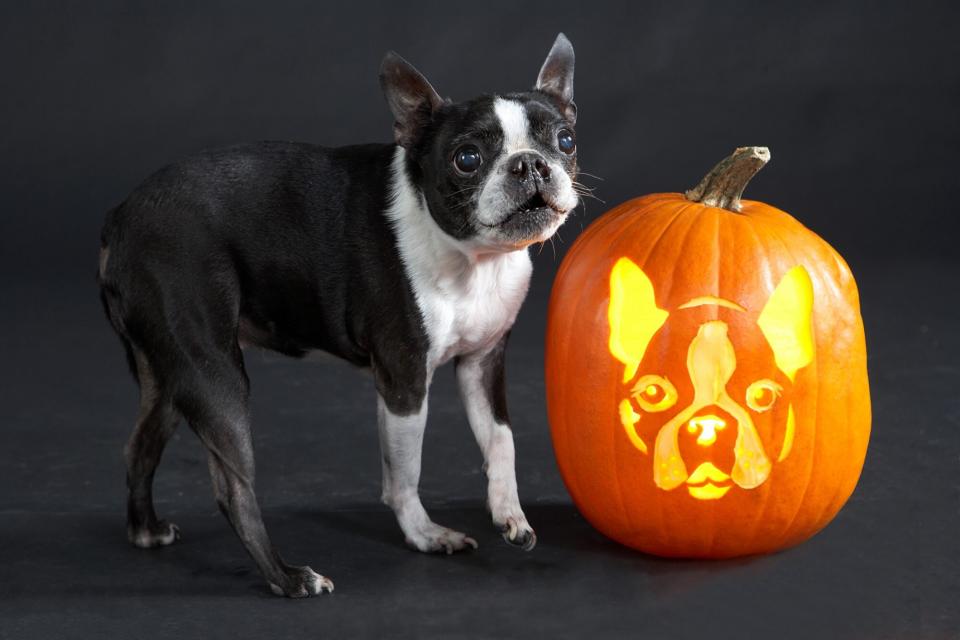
[685, 462, 733, 500]
[687, 482, 732, 500]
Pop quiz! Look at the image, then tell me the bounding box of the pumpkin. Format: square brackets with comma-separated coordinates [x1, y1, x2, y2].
[545, 147, 870, 558]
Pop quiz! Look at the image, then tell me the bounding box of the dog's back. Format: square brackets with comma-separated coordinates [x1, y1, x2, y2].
[98, 141, 409, 363]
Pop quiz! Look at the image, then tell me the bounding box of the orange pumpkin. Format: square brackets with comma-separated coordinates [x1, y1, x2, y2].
[545, 147, 870, 558]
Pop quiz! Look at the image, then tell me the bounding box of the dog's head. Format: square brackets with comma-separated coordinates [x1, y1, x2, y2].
[608, 258, 815, 500]
[379, 34, 579, 252]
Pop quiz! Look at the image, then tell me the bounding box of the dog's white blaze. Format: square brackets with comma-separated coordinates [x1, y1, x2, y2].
[386, 146, 532, 368]
[475, 98, 579, 230]
[494, 98, 532, 154]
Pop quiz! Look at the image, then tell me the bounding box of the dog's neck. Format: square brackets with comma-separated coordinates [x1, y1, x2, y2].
[385, 146, 532, 365]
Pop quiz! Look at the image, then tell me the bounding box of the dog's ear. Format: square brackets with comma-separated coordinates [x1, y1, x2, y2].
[757, 266, 815, 381]
[535, 33, 576, 123]
[608, 257, 668, 383]
[380, 52, 445, 148]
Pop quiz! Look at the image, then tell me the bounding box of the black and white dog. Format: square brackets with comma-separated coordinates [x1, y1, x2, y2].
[98, 34, 579, 597]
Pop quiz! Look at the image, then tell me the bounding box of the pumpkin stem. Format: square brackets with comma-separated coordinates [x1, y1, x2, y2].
[684, 146, 770, 213]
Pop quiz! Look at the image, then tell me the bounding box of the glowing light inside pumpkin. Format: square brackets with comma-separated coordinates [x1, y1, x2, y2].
[687, 414, 726, 446]
[778, 405, 796, 462]
[757, 266, 815, 382]
[608, 258, 668, 383]
[630, 374, 677, 412]
[607, 258, 815, 501]
[745, 379, 782, 412]
[688, 484, 731, 500]
[618, 398, 647, 453]
[678, 296, 746, 312]
[685, 462, 732, 500]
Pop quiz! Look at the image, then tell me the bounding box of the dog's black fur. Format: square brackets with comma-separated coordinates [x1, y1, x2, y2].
[100, 142, 429, 412]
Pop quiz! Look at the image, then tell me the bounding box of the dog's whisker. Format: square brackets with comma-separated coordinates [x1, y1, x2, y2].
[574, 189, 604, 202]
[575, 170, 605, 181]
[447, 186, 483, 197]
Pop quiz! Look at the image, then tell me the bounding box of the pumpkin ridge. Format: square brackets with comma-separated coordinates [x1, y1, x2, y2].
[550, 204, 648, 539]
[703, 206, 725, 556]
[802, 240, 866, 541]
[743, 218, 802, 552]
[546, 257, 588, 530]
[761, 219, 823, 549]
[789, 237, 845, 540]
[607, 198, 697, 541]
[636, 202, 709, 549]
[734, 212, 786, 553]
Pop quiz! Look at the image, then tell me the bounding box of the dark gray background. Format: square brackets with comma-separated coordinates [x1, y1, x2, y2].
[1, 1, 958, 638]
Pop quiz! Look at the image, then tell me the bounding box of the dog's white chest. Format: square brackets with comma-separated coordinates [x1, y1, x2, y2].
[417, 252, 532, 366]
[385, 146, 533, 367]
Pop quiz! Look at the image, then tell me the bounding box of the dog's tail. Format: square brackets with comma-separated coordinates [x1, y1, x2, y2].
[97, 204, 139, 384]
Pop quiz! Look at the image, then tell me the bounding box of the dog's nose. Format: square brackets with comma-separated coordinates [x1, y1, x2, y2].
[687, 414, 726, 446]
[508, 153, 551, 182]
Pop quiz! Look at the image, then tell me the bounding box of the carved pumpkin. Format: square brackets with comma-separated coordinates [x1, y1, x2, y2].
[545, 147, 870, 558]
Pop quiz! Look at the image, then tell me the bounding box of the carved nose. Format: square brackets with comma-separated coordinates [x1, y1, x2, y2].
[687, 414, 726, 447]
[508, 153, 551, 181]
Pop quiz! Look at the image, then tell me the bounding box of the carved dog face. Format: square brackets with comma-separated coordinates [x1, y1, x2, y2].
[608, 258, 815, 500]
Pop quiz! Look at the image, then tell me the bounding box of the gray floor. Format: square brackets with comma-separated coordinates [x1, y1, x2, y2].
[1, 259, 958, 639]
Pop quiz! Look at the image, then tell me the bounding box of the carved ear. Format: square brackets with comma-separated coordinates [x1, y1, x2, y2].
[535, 33, 576, 123]
[379, 51, 445, 148]
[608, 258, 668, 383]
[757, 266, 815, 381]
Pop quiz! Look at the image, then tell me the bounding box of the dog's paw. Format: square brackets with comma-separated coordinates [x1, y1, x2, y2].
[496, 516, 536, 551]
[269, 566, 334, 598]
[405, 522, 479, 555]
[128, 520, 180, 549]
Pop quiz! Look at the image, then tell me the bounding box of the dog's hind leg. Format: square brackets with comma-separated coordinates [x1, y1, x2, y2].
[177, 350, 333, 597]
[125, 347, 182, 548]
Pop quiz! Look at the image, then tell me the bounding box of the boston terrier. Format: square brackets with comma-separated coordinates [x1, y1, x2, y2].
[97, 33, 579, 597]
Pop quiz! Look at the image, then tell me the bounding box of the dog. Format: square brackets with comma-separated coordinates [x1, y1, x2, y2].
[608, 258, 814, 500]
[97, 34, 579, 597]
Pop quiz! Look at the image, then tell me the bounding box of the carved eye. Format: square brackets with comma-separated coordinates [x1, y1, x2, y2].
[453, 144, 482, 174]
[557, 128, 576, 154]
[746, 379, 782, 412]
[631, 375, 677, 412]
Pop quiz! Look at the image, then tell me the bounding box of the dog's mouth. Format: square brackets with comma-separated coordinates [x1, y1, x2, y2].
[516, 192, 552, 215]
[488, 191, 566, 229]
[685, 462, 733, 500]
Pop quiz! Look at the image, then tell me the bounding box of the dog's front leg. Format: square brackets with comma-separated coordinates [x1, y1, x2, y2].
[455, 335, 536, 550]
[377, 390, 478, 554]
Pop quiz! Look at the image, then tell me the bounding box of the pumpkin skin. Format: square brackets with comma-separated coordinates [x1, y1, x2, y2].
[545, 148, 870, 558]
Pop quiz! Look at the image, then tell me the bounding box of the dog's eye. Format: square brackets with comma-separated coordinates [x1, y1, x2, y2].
[557, 129, 576, 155]
[453, 145, 482, 174]
[631, 375, 677, 412]
[746, 379, 783, 412]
